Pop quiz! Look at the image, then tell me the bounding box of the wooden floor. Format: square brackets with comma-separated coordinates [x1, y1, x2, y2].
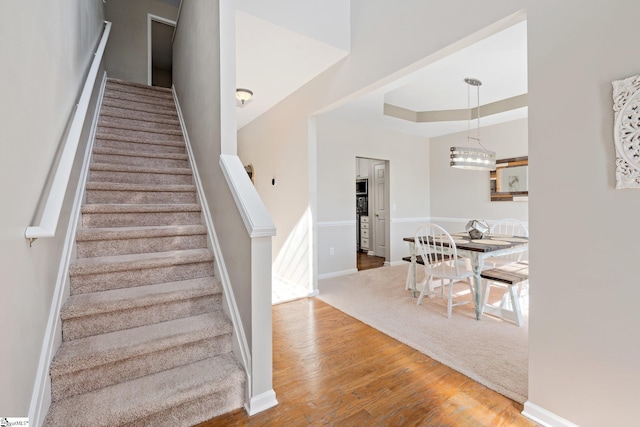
[357, 251, 385, 271]
[197, 298, 537, 426]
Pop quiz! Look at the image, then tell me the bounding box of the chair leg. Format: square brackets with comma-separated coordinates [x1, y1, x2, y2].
[447, 279, 453, 319]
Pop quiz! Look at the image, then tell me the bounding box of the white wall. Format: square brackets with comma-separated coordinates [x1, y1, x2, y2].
[315, 115, 429, 276]
[0, 0, 104, 415]
[526, 1, 640, 425]
[105, 0, 178, 84]
[237, 0, 526, 291]
[430, 118, 528, 231]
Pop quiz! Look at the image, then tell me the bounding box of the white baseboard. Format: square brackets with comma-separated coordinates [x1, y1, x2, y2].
[245, 389, 278, 416]
[172, 88, 253, 401]
[522, 401, 579, 427]
[318, 268, 358, 280]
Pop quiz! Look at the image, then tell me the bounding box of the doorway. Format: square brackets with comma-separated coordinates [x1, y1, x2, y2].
[355, 157, 389, 271]
[147, 15, 176, 88]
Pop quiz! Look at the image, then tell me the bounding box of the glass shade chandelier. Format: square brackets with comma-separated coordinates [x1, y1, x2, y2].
[450, 78, 496, 171]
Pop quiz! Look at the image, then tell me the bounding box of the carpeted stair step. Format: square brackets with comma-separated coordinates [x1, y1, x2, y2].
[52, 311, 232, 401]
[100, 105, 180, 127]
[76, 225, 207, 258]
[44, 354, 245, 427]
[102, 89, 177, 110]
[81, 203, 202, 228]
[99, 115, 181, 134]
[62, 276, 222, 340]
[106, 78, 174, 99]
[69, 248, 215, 294]
[97, 123, 182, 142]
[85, 182, 197, 204]
[89, 163, 193, 185]
[91, 147, 189, 169]
[101, 94, 177, 118]
[101, 97, 178, 118]
[95, 132, 185, 154]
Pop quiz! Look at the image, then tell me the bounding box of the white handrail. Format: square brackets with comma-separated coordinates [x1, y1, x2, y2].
[219, 154, 276, 238]
[25, 21, 112, 243]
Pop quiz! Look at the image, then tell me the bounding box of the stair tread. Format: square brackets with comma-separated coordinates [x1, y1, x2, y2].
[95, 132, 184, 146]
[106, 77, 173, 94]
[45, 354, 244, 427]
[76, 225, 207, 241]
[90, 162, 192, 175]
[103, 92, 177, 108]
[99, 116, 181, 131]
[62, 276, 220, 319]
[92, 146, 188, 160]
[81, 203, 201, 213]
[52, 311, 231, 375]
[69, 248, 213, 276]
[97, 123, 183, 137]
[99, 113, 180, 126]
[100, 99, 178, 118]
[85, 181, 196, 192]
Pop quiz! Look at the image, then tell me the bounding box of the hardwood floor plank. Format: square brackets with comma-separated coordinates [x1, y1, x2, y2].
[197, 298, 537, 426]
[357, 251, 385, 271]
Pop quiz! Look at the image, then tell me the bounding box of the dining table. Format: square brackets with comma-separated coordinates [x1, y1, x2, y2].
[404, 232, 529, 320]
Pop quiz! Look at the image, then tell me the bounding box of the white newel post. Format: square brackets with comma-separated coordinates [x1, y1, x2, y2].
[248, 235, 277, 414]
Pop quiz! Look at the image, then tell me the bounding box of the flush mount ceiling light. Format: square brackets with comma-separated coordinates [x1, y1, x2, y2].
[236, 88, 253, 105]
[450, 78, 496, 171]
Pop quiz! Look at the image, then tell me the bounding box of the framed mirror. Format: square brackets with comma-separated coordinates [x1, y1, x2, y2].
[490, 156, 528, 201]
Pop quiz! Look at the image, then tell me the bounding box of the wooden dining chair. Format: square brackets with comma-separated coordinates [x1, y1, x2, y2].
[488, 218, 529, 265]
[414, 223, 475, 319]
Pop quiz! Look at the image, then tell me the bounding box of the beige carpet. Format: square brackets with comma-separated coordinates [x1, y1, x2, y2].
[44, 78, 244, 426]
[317, 263, 528, 404]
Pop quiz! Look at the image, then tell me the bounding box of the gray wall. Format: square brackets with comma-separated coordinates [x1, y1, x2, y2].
[172, 0, 254, 350]
[0, 0, 105, 415]
[527, 1, 640, 424]
[105, 0, 178, 84]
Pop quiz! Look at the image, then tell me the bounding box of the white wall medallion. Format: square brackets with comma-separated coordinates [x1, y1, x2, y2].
[613, 74, 640, 189]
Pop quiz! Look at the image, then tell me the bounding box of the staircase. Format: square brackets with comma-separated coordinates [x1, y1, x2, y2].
[44, 78, 245, 426]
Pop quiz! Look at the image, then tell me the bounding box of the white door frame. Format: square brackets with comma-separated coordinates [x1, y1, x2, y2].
[147, 14, 177, 86]
[371, 161, 389, 261]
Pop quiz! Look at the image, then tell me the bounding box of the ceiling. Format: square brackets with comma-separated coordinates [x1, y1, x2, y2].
[236, 7, 528, 139]
[235, 2, 350, 129]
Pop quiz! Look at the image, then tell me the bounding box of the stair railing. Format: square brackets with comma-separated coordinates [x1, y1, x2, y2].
[25, 21, 112, 245]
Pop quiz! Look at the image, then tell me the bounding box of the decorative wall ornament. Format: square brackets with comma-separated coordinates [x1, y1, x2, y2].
[613, 74, 640, 189]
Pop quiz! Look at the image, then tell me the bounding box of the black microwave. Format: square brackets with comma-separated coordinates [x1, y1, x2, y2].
[356, 179, 368, 195]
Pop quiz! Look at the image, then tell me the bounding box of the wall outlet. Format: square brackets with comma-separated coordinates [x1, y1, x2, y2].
[330, 247, 335, 255]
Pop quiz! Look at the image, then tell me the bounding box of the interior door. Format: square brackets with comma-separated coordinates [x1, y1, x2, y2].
[373, 163, 386, 258]
[148, 15, 176, 88]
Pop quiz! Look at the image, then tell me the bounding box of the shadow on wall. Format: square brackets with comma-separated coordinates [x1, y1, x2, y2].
[272, 207, 311, 293]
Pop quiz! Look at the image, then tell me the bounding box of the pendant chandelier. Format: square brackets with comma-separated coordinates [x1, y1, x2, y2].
[450, 78, 496, 171]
